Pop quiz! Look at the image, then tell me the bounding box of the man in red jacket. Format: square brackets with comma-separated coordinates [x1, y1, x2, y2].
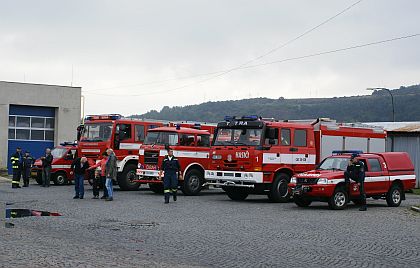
[88, 152, 109, 199]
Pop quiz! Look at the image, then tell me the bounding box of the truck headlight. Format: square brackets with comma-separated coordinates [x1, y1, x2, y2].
[290, 177, 296, 183]
[212, 154, 222, 160]
[137, 163, 143, 169]
[317, 178, 329, 184]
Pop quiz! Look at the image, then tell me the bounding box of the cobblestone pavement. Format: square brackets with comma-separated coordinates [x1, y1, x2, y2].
[0, 179, 419, 268]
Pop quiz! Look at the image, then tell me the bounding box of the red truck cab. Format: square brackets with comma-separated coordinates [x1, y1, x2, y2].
[135, 124, 214, 195]
[31, 142, 78, 185]
[289, 151, 416, 209]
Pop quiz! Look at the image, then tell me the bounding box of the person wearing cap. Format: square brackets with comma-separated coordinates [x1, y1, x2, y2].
[344, 153, 367, 211]
[159, 148, 182, 204]
[10, 147, 23, 188]
[22, 151, 35, 187]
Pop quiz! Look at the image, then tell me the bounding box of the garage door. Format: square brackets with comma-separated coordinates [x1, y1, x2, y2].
[7, 105, 55, 174]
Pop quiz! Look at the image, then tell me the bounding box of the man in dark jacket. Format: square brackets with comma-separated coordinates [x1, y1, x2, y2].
[10, 147, 23, 188]
[71, 157, 90, 199]
[344, 153, 366, 211]
[41, 148, 53, 187]
[22, 151, 35, 187]
[159, 148, 182, 204]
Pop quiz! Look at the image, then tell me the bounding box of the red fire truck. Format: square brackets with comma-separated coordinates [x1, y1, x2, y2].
[31, 142, 78, 185]
[78, 114, 164, 190]
[135, 124, 215, 195]
[289, 151, 416, 209]
[204, 116, 387, 202]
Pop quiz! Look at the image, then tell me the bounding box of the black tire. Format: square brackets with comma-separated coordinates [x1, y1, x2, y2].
[224, 188, 249, 201]
[53, 172, 68, 186]
[181, 169, 203, 196]
[386, 183, 402, 207]
[328, 187, 348, 210]
[149, 183, 164, 194]
[117, 164, 141, 191]
[294, 195, 312, 207]
[268, 173, 290, 203]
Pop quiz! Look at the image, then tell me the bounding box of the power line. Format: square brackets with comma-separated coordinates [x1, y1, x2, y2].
[84, 33, 420, 97]
[83, 0, 364, 93]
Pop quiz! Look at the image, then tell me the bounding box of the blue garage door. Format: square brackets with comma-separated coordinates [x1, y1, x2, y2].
[7, 105, 55, 174]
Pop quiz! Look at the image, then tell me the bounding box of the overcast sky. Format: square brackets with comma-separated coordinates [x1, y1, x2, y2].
[1, 0, 419, 116]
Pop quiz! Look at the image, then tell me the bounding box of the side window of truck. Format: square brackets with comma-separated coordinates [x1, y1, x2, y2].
[281, 129, 291, 146]
[293, 129, 307, 147]
[367, 158, 382, 172]
[180, 134, 195, 146]
[265, 128, 278, 145]
[197, 135, 210, 147]
[118, 124, 132, 141]
[134, 125, 145, 142]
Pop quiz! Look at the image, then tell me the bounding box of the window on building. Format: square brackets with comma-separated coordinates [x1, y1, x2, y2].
[135, 125, 145, 142]
[294, 129, 307, 147]
[368, 158, 382, 172]
[8, 115, 54, 141]
[9, 116, 15, 127]
[16, 116, 30, 128]
[31, 117, 45, 128]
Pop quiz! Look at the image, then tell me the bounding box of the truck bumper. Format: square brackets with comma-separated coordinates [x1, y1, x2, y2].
[134, 169, 162, 184]
[204, 170, 263, 188]
[291, 184, 335, 197]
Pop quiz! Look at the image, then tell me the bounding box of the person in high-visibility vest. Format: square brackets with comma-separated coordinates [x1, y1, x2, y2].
[10, 147, 23, 188]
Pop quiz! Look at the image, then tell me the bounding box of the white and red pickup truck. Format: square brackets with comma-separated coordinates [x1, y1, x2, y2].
[289, 151, 416, 210]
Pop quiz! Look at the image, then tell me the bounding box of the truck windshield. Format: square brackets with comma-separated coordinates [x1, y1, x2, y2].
[81, 123, 113, 142]
[213, 128, 262, 146]
[144, 131, 179, 146]
[318, 157, 349, 171]
[51, 148, 68, 159]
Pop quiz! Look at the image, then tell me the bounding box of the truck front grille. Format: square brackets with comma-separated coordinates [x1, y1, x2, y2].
[296, 178, 319, 185]
[144, 151, 159, 165]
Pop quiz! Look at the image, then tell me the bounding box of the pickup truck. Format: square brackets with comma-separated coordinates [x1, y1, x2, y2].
[289, 152, 416, 210]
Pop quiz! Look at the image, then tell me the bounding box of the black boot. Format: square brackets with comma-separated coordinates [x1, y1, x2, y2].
[173, 191, 177, 202]
[164, 193, 170, 204]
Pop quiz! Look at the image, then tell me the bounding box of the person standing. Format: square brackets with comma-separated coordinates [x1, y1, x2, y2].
[41, 148, 53, 187]
[71, 157, 90, 199]
[22, 151, 35, 187]
[159, 148, 182, 204]
[88, 152, 109, 199]
[10, 147, 23, 188]
[105, 149, 117, 201]
[344, 153, 367, 211]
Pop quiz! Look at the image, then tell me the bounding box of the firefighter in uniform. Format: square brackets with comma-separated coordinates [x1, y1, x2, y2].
[10, 147, 23, 188]
[344, 153, 367, 211]
[159, 148, 182, 204]
[22, 151, 35, 187]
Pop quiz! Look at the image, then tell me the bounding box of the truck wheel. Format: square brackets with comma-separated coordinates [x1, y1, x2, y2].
[181, 169, 203, 196]
[149, 183, 164, 194]
[386, 184, 402, 207]
[268, 173, 290, 203]
[328, 187, 348, 210]
[225, 188, 249, 201]
[53, 172, 68, 186]
[117, 164, 141, 191]
[294, 196, 312, 207]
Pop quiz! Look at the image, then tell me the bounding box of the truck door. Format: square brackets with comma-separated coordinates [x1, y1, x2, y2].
[263, 128, 290, 169]
[364, 157, 389, 194]
[291, 129, 313, 173]
[115, 123, 134, 160]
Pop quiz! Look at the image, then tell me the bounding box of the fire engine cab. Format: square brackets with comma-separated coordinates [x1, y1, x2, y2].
[135, 124, 215, 195]
[31, 142, 77, 185]
[78, 114, 164, 190]
[289, 151, 416, 209]
[204, 116, 386, 202]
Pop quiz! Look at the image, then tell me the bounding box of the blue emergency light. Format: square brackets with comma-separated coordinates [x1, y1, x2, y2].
[60, 141, 77, 146]
[332, 150, 363, 155]
[176, 124, 181, 130]
[193, 123, 201, 130]
[241, 115, 259, 120]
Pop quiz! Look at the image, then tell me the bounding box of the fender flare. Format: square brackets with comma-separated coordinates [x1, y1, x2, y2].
[117, 155, 139, 172]
[183, 162, 205, 178]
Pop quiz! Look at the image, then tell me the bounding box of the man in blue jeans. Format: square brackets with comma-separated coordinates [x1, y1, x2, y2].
[105, 149, 117, 201]
[71, 157, 90, 199]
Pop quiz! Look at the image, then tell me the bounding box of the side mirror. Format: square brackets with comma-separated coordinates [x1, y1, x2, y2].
[164, 143, 170, 151]
[266, 128, 276, 140]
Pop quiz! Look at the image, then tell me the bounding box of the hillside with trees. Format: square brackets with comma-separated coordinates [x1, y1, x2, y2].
[132, 84, 420, 123]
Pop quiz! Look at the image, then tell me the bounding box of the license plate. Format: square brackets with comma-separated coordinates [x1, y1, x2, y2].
[145, 164, 157, 170]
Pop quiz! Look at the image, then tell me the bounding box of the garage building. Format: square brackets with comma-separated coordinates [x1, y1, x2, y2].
[0, 81, 81, 174]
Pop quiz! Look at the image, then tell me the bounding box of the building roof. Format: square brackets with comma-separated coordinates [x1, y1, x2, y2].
[364, 122, 420, 133]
